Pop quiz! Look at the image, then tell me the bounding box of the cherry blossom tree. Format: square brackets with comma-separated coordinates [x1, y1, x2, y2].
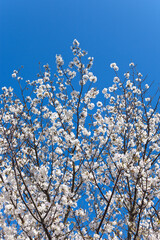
[0, 40, 160, 240]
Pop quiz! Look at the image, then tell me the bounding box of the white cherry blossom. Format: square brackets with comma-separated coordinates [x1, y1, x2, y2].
[0, 41, 159, 240]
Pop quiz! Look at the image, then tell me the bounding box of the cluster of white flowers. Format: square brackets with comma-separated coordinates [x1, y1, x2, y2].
[124, 72, 130, 79]
[110, 62, 119, 71]
[56, 54, 64, 66]
[0, 41, 159, 240]
[129, 62, 135, 67]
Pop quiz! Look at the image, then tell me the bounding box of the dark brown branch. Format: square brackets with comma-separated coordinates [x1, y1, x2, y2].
[96, 170, 121, 234]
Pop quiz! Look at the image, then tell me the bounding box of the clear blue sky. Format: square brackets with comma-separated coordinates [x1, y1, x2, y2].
[0, 0, 160, 94]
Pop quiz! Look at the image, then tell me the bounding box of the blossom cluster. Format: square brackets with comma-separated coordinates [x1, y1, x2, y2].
[0, 40, 159, 239]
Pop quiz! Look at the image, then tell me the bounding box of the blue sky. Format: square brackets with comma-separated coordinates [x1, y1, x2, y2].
[0, 0, 160, 94]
